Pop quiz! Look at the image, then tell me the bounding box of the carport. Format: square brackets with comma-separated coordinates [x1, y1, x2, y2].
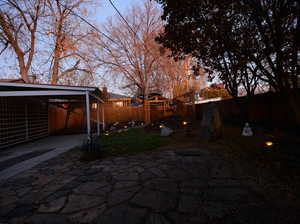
[0, 82, 104, 149]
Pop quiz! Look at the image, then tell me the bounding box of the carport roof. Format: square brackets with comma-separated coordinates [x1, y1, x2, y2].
[0, 81, 97, 91]
[0, 82, 103, 102]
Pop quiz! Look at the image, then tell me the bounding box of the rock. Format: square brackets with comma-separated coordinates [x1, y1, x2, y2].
[7, 204, 34, 219]
[28, 214, 68, 224]
[15, 187, 32, 197]
[160, 126, 173, 136]
[68, 204, 106, 223]
[203, 187, 247, 202]
[131, 189, 176, 212]
[178, 194, 201, 213]
[110, 126, 117, 131]
[145, 213, 171, 224]
[113, 171, 139, 181]
[180, 180, 207, 195]
[208, 178, 241, 187]
[0, 202, 16, 217]
[202, 201, 237, 220]
[175, 148, 210, 156]
[128, 120, 136, 127]
[149, 167, 167, 178]
[73, 181, 111, 195]
[200, 103, 222, 140]
[39, 197, 66, 213]
[107, 187, 140, 206]
[144, 178, 178, 193]
[167, 168, 190, 181]
[114, 181, 139, 189]
[98, 204, 147, 224]
[61, 194, 105, 214]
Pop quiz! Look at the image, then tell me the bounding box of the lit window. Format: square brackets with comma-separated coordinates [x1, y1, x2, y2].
[115, 102, 123, 107]
[92, 103, 97, 109]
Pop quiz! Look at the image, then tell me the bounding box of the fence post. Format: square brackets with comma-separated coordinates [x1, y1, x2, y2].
[144, 99, 151, 124]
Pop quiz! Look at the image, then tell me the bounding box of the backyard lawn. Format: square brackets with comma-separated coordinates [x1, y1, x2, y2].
[80, 128, 168, 161]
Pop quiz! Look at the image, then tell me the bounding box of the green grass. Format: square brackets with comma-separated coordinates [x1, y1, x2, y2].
[80, 128, 167, 161]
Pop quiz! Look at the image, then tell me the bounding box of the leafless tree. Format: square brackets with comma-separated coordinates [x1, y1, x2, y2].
[0, 0, 44, 82]
[44, 0, 95, 84]
[90, 1, 194, 99]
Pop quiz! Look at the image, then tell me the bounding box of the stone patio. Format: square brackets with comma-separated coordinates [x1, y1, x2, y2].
[0, 148, 299, 224]
[0, 135, 85, 181]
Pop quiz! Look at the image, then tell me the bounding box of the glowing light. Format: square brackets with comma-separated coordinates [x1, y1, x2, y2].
[124, 125, 128, 129]
[159, 124, 164, 128]
[92, 103, 97, 109]
[265, 141, 274, 147]
[104, 132, 109, 136]
[183, 121, 188, 125]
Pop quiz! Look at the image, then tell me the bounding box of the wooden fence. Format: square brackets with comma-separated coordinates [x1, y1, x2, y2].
[48, 106, 85, 133]
[48, 103, 172, 134]
[48, 90, 299, 134]
[183, 91, 300, 129]
[99, 104, 172, 123]
[94, 104, 144, 123]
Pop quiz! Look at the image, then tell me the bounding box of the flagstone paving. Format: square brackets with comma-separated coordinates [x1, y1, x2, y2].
[0, 148, 299, 224]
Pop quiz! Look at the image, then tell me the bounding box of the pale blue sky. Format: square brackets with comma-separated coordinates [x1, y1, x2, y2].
[95, 0, 140, 23]
[92, 0, 143, 94]
[0, 0, 141, 78]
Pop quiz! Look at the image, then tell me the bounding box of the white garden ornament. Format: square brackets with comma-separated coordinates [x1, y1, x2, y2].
[242, 123, 253, 136]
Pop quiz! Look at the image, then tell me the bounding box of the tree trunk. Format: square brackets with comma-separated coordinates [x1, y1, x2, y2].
[19, 65, 29, 83]
[51, 58, 59, 84]
[232, 97, 248, 125]
[286, 90, 300, 128]
[64, 106, 72, 129]
[15, 50, 29, 83]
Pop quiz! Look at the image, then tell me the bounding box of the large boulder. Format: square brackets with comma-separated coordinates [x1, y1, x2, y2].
[160, 126, 173, 137]
[200, 103, 222, 140]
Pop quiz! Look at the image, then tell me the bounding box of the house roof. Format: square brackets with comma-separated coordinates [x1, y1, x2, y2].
[108, 92, 131, 99]
[0, 78, 25, 83]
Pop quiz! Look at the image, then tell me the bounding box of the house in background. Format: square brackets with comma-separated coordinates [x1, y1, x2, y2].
[107, 92, 132, 107]
[101, 87, 132, 107]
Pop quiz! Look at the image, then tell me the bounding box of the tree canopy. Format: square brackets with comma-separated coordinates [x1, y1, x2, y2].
[155, 0, 299, 96]
[156, 0, 300, 125]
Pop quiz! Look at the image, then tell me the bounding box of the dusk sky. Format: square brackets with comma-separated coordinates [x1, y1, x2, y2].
[0, 0, 145, 93]
[95, 0, 140, 23]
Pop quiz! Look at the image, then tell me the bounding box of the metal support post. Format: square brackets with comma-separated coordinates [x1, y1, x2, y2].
[85, 91, 91, 139]
[97, 102, 100, 136]
[102, 105, 105, 131]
